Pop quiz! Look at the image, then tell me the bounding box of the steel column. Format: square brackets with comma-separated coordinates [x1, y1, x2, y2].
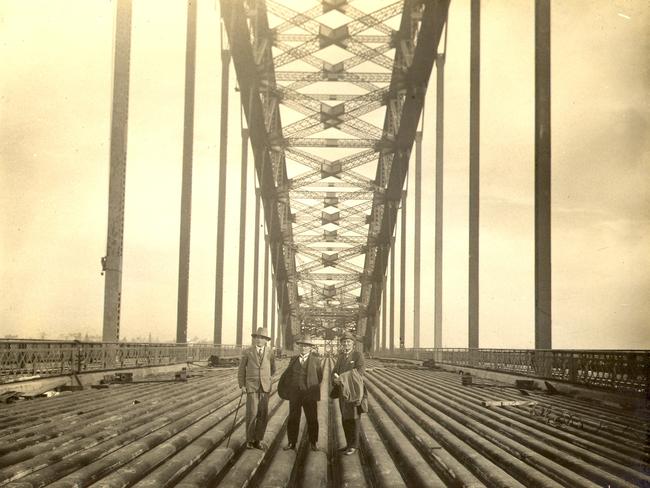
[271, 274, 276, 342]
[275, 300, 283, 350]
[102, 0, 132, 342]
[399, 191, 407, 349]
[390, 229, 395, 352]
[372, 315, 379, 352]
[235, 127, 249, 345]
[413, 132, 422, 349]
[381, 274, 387, 350]
[176, 0, 197, 344]
[213, 36, 230, 345]
[535, 0, 552, 349]
[251, 188, 261, 330]
[263, 235, 269, 327]
[468, 0, 480, 349]
[434, 53, 445, 349]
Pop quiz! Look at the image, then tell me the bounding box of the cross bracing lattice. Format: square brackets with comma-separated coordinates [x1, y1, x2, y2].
[221, 0, 449, 347]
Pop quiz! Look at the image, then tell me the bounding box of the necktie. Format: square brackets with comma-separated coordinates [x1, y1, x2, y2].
[257, 347, 263, 361]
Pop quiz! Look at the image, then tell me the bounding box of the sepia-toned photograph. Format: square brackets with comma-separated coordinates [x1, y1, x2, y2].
[1, 0, 648, 486]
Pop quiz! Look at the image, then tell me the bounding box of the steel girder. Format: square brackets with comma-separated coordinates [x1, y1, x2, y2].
[221, 0, 298, 346]
[221, 0, 448, 345]
[361, 0, 450, 349]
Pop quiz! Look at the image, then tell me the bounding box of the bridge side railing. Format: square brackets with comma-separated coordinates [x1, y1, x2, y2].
[0, 340, 243, 384]
[374, 348, 649, 395]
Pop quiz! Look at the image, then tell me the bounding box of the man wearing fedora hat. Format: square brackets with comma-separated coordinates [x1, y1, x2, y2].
[331, 330, 365, 455]
[238, 327, 276, 450]
[278, 333, 323, 451]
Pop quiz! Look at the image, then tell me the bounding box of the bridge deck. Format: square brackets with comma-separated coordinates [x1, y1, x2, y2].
[0, 359, 648, 487]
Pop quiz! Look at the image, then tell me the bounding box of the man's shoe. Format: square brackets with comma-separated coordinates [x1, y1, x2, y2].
[344, 447, 357, 455]
[337, 446, 349, 452]
[310, 442, 319, 452]
[254, 441, 268, 451]
[246, 442, 255, 449]
[283, 443, 296, 451]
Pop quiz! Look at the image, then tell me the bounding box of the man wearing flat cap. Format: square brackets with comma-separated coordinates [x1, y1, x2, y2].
[278, 333, 323, 451]
[331, 331, 365, 455]
[238, 327, 276, 450]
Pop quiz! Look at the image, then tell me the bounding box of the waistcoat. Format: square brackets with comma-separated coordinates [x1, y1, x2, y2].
[291, 356, 308, 390]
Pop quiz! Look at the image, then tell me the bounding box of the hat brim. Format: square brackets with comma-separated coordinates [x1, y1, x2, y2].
[252, 334, 272, 340]
[295, 341, 315, 346]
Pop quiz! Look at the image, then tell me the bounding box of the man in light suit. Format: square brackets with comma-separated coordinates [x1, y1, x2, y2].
[238, 327, 276, 450]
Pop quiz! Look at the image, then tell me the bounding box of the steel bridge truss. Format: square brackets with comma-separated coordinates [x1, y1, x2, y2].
[222, 0, 449, 348]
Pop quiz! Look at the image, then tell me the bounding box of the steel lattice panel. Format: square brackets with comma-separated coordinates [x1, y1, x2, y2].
[221, 0, 449, 346]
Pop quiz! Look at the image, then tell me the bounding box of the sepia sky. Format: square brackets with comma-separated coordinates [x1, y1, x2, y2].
[1, 0, 649, 349]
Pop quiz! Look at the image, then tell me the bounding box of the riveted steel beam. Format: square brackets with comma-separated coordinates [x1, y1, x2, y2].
[362, 0, 450, 347]
[103, 0, 132, 342]
[223, 0, 447, 342]
[176, 0, 197, 344]
[221, 0, 297, 346]
[535, 0, 552, 349]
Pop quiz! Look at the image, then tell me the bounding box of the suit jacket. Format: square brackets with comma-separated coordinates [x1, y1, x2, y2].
[278, 353, 323, 401]
[332, 350, 366, 410]
[332, 350, 365, 377]
[238, 345, 276, 393]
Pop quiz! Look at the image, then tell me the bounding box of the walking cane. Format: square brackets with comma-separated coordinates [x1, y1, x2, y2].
[226, 390, 245, 448]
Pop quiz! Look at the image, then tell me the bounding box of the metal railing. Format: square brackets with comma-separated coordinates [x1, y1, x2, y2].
[374, 348, 650, 395]
[0, 340, 243, 384]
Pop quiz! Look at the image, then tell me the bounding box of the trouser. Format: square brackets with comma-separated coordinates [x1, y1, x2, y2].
[287, 392, 319, 445]
[342, 418, 360, 449]
[245, 391, 269, 442]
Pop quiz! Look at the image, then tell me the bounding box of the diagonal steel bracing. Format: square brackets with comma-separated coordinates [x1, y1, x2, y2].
[221, 0, 448, 348]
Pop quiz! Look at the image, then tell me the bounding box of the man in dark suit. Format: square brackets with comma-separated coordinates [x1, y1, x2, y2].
[332, 331, 365, 455]
[281, 334, 323, 451]
[238, 327, 276, 450]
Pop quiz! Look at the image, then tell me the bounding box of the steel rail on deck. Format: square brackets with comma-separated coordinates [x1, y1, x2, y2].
[374, 348, 649, 394]
[0, 340, 242, 383]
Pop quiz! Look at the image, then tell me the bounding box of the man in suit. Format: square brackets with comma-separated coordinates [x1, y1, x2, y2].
[238, 327, 276, 450]
[280, 334, 323, 451]
[332, 331, 365, 455]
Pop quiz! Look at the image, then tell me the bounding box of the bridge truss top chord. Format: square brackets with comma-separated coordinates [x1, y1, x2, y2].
[221, 0, 449, 347]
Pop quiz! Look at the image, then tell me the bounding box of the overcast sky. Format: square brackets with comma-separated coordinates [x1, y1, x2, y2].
[1, 0, 648, 349]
